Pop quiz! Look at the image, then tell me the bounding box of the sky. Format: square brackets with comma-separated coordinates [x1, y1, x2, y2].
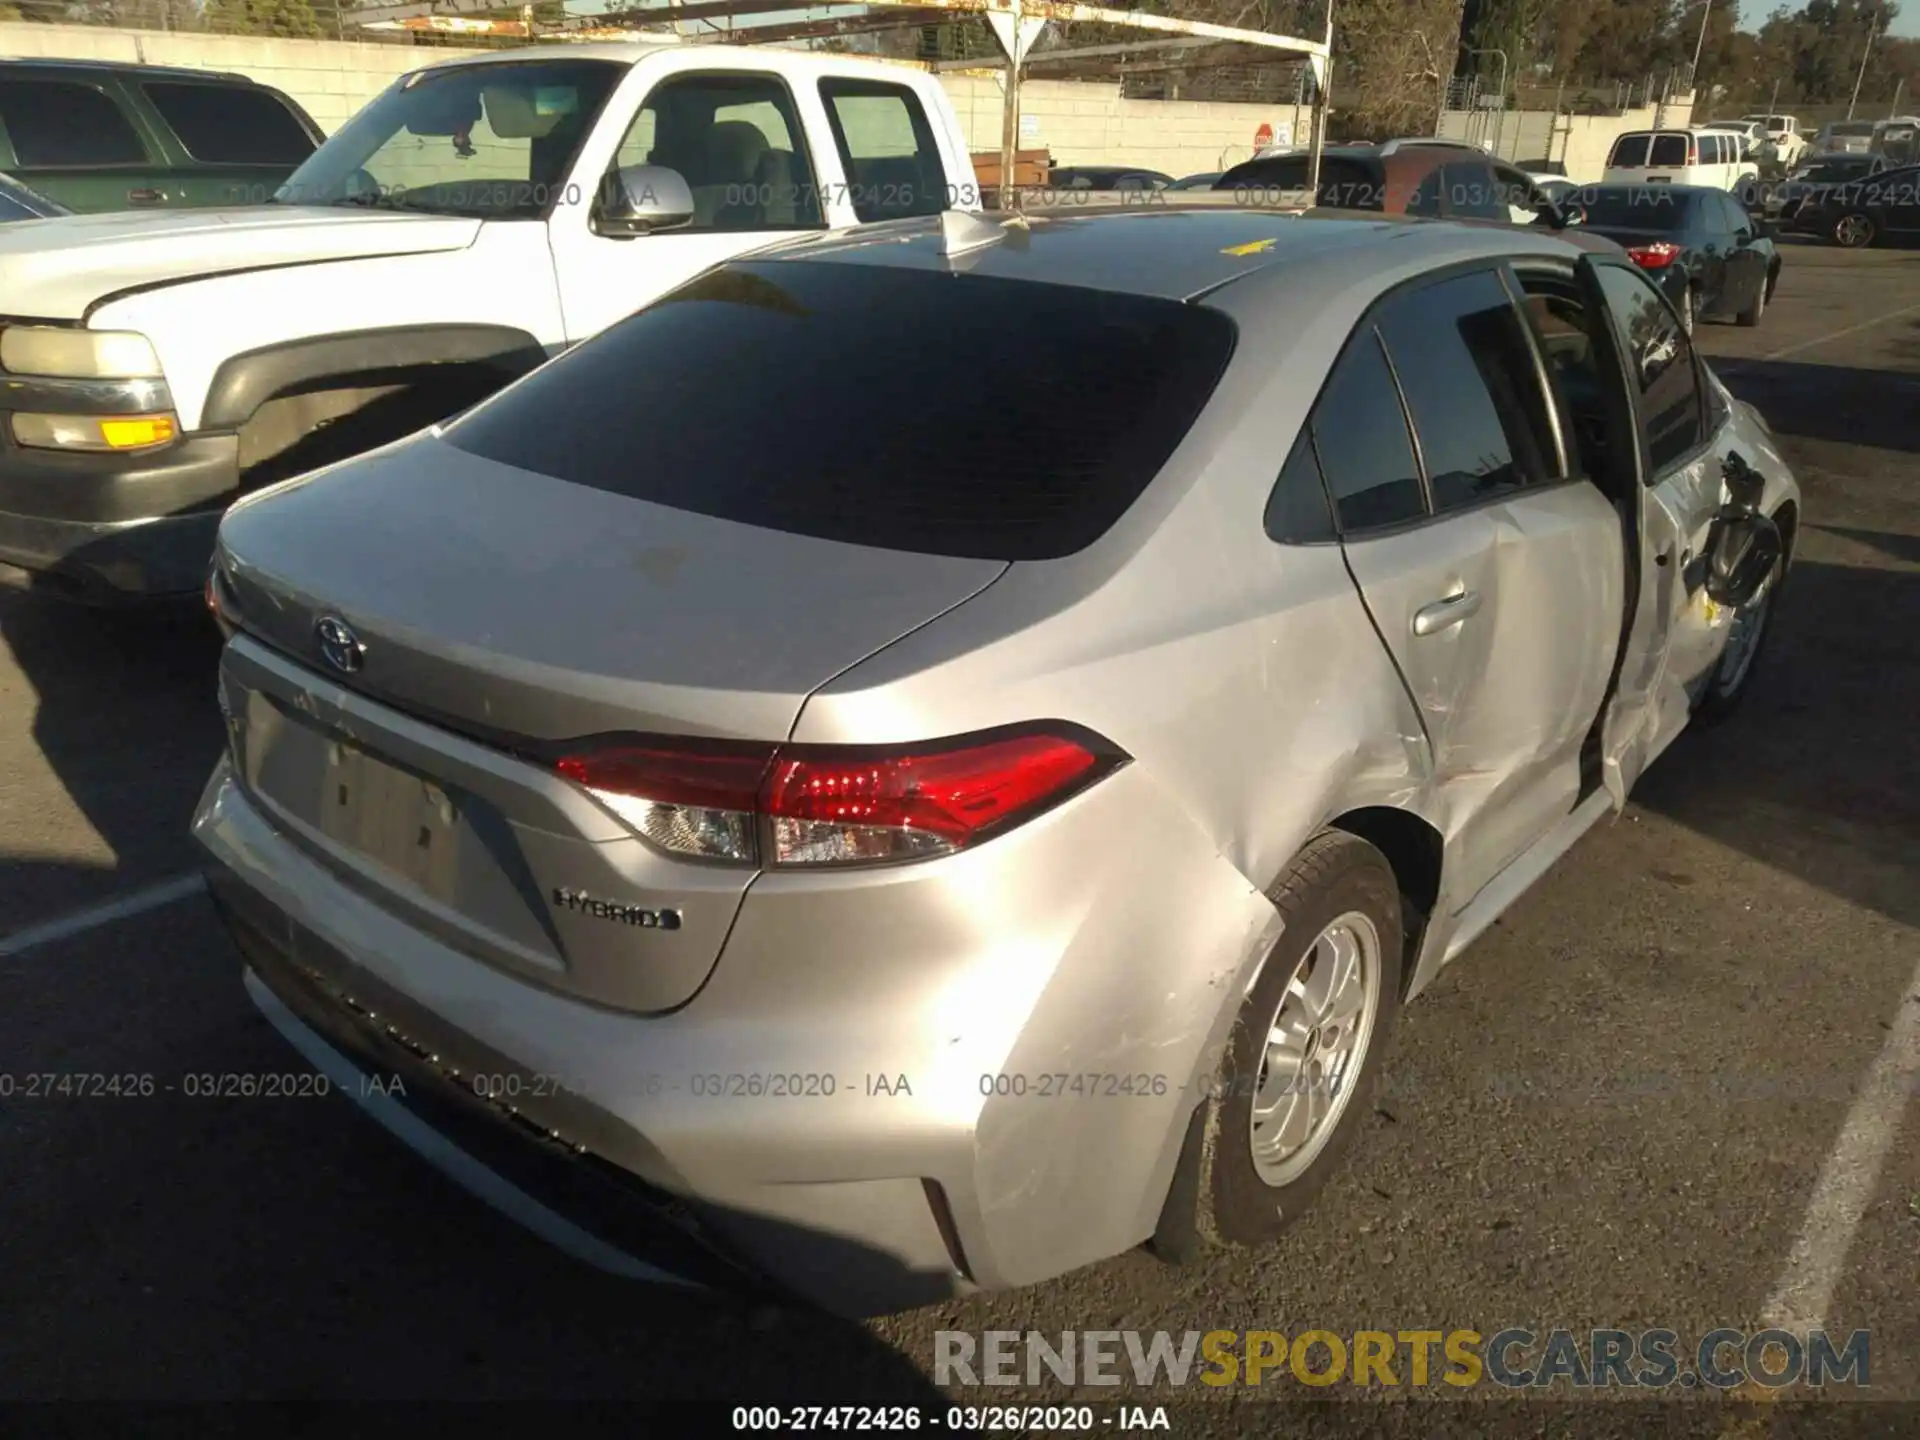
[1734, 0, 1920, 38]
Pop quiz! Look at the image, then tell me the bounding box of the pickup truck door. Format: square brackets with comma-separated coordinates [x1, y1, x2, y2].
[1578, 256, 1730, 804]
[548, 66, 826, 343]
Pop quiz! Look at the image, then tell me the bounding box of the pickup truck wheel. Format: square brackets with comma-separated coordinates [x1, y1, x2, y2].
[1694, 550, 1784, 727]
[1832, 212, 1876, 248]
[1151, 830, 1403, 1262]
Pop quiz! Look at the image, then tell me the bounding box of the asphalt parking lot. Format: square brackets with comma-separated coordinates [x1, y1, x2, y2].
[1, 238, 1915, 1425]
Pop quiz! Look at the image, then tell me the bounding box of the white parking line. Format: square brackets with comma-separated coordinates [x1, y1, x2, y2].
[1762, 299, 1920, 362]
[243, 967, 705, 1289]
[1763, 952, 1920, 1332]
[0, 873, 205, 958]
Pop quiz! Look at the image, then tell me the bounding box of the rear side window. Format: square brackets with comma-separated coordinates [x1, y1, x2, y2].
[1264, 429, 1337, 544]
[1375, 270, 1559, 511]
[141, 82, 314, 166]
[1649, 134, 1689, 167]
[0, 80, 147, 167]
[1611, 135, 1650, 168]
[444, 261, 1238, 562]
[1309, 331, 1426, 531]
[818, 79, 947, 222]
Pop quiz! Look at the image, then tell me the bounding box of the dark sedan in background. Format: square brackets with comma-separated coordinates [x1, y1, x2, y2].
[1789, 161, 1920, 248]
[1561, 183, 1778, 331]
[1048, 165, 1173, 192]
[1772, 151, 1896, 229]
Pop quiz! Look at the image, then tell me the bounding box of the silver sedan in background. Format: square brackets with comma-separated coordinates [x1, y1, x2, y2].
[194, 209, 1799, 1315]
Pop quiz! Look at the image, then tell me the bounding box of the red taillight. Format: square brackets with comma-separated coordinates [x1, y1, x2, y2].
[552, 727, 1121, 868]
[1627, 240, 1683, 268]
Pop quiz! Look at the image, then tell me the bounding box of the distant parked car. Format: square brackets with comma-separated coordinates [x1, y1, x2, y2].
[1217, 143, 1555, 225]
[0, 171, 70, 222]
[1812, 119, 1877, 155]
[1740, 113, 1807, 168]
[1872, 117, 1920, 166]
[0, 58, 321, 213]
[1165, 171, 1222, 190]
[1603, 129, 1759, 192]
[1050, 165, 1173, 192]
[1773, 152, 1896, 225]
[1790, 161, 1920, 248]
[1560, 183, 1779, 331]
[1532, 176, 1578, 204]
[1519, 158, 1568, 177]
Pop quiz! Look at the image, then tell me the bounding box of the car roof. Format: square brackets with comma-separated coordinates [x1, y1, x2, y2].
[0, 55, 253, 83]
[762, 208, 1591, 304]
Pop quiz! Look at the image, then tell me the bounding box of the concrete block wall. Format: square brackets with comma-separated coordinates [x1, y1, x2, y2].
[1438, 99, 1697, 183]
[1, 22, 1304, 176]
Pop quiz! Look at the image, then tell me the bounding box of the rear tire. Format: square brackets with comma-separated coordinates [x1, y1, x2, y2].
[1737, 273, 1768, 327]
[1832, 211, 1876, 248]
[1151, 830, 1404, 1262]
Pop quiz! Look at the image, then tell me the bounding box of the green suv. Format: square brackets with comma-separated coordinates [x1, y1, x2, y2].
[0, 58, 322, 213]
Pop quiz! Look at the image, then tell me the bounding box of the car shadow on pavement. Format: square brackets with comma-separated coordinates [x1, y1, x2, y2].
[1707, 354, 1920, 455]
[0, 588, 227, 932]
[1630, 552, 1920, 933]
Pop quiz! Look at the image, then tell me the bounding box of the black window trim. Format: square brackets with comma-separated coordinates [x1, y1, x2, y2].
[1265, 255, 1596, 547]
[814, 73, 950, 221]
[1585, 255, 1718, 484]
[615, 67, 831, 234]
[1495, 262, 1574, 482]
[137, 78, 318, 168]
[0, 76, 157, 172]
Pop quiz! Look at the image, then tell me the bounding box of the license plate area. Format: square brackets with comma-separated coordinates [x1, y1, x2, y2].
[243, 689, 461, 896]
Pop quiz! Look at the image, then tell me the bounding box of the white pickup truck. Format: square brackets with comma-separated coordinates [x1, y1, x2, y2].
[0, 42, 980, 602]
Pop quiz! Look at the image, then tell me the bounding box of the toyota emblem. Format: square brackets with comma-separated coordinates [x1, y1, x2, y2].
[314, 614, 366, 675]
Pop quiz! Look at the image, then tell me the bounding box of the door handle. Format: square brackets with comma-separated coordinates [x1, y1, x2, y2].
[1412, 589, 1482, 636]
[126, 188, 165, 205]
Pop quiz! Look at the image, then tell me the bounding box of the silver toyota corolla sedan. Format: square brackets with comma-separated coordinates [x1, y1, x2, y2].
[193, 208, 1799, 1315]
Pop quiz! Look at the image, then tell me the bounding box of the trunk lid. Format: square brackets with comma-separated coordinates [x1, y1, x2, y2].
[214, 435, 1006, 1013]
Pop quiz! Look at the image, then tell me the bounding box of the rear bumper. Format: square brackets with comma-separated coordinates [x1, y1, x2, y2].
[192, 739, 1280, 1312]
[0, 433, 238, 599]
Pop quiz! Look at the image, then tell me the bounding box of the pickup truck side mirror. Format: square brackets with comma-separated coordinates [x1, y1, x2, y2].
[594, 164, 695, 238]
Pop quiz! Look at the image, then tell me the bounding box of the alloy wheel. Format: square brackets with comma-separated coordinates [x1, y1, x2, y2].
[1247, 911, 1382, 1187]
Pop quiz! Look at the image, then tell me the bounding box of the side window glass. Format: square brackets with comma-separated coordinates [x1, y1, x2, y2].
[818, 79, 948, 221]
[612, 75, 822, 232]
[1593, 262, 1705, 473]
[141, 83, 313, 166]
[1441, 161, 1504, 220]
[1513, 267, 1620, 483]
[1311, 330, 1427, 532]
[1405, 162, 1443, 217]
[1264, 427, 1337, 544]
[1374, 269, 1560, 512]
[0, 80, 146, 167]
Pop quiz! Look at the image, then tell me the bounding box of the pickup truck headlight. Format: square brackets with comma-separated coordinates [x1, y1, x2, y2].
[0, 326, 164, 379]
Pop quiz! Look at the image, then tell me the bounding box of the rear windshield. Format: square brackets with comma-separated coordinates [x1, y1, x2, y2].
[1610, 135, 1650, 167]
[443, 260, 1239, 561]
[1649, 134, 1690, 166]
[1566, 187, 1698, 230]
[1215, 155, 1381, 208]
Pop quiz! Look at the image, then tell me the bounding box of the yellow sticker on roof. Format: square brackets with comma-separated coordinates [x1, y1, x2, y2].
[1221, 238, 1278, 256]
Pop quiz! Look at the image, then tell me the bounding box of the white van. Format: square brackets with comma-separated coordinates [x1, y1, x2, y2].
[1603, 128, 1760, 191]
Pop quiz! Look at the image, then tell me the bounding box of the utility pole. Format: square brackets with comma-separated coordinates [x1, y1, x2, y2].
[1892, 79, 1906, 119]
[1690, 0, 1713, 88]
[1847, 17, 1878, 120]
